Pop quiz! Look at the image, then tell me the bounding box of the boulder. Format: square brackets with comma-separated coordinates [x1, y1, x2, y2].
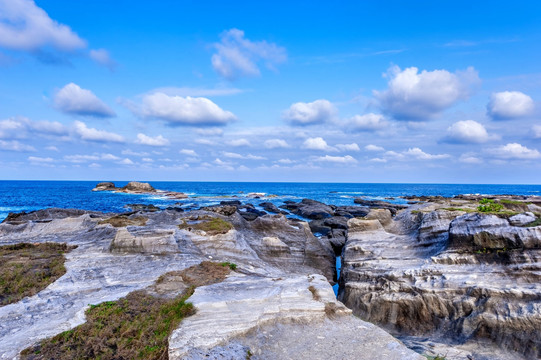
[259, 202, 281, 213]
[122, 181, 155, 192]
[335, 206, 369, 218]
[92, 182, 116, 191]
[220, 200, 242, 206]
[201, 205, 238, 216]
[124, 204, 160, 212]
[353, 198, 407, 215]
[509, 212, 537, 227]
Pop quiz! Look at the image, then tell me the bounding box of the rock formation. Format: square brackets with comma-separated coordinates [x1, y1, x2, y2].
[339, 199, 541, 360]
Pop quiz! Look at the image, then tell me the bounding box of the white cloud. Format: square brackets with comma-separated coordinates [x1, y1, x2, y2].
[404, 147, 450, 160]
[89, 163, 101, 168]
[283, 99, 336, 126]
[64, 154, 99, 163]
[150, 86, 244, 98]
[89, 48, 116, 70]
[302, 137, 335, 151]
[55, 83, 115, 117]
[314, 155, 357, 164]
[180, 149, 198, 156]
[459, 153, 483, 164]
[365, 144, 385, 152]
[532, 125, 541, 139]
[369, 157, 387, 163]
[121, 149, 149, 157]
[136, 93, 236, 126]
[222, 151, 265, 160]
[336, 143, 360, 151]
[277, 158, 295, 164]
[487, 91, 534, 120]
[100, 153, 120, 161]
[0, 0, 86, 52]
[135, 133, 170, 147]
[264, 138, 290, 149]
[73, 121, 124, 143]
[212, 28, 286, 80]
[0, 139, 35, 152]
[196, 127, 224, 136]
[374, 65, 479, 120]
[118, 158, 134, 165]
[45, 146, 59, 152]
[0, 116, 67, 139]
[195, 138, 216, 146]
[486, 143, 541, 160]
[28, 156, 53, 163]
[142, 157, 153, 162]
[227, 138, 251, 147]
[344, 113, 387, 131]
[445, 120, 494, 144]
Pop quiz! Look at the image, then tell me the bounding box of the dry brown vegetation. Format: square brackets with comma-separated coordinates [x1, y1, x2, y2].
[98, 215, 147, 227]
[0, 242, 75, 306]
[178, 216, 233, 235]
[21, 261, 232, 360]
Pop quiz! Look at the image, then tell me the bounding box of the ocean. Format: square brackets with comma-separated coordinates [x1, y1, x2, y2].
[1, 180, 540, 221]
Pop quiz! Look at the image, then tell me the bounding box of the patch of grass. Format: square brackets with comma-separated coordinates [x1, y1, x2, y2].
[21, 289, 195, 360]
[524, 218, 541, 227]
[424, 356, 446, 360]
[220, 262, 237, 271]
[441, 207, 474, 213]
[178, 216, 233, 235]
[477, 199, 504, 213]
[500, 199, 531, 205]
[98, 215, 147, 227]
[0, 242, 76, 306]
[21, 261, 232, 360]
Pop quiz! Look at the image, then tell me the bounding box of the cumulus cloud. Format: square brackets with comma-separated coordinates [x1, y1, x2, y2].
[344, 113, 387, 131]
[227, 138, 251, 147]
[314, 155, 357, 164]
[264, 138, 290, 149]
[0, 116, 67, 139]
[196, 128, 224, 136]
[365, 144, 385, 152]
[0, 139, 35, 152]
[135, 133, 170, 147]
[222, 151, 265, 160]
[486, 143, 541, 160]
[118, 158, 134, 165]
[89, 48, 116, 70]
[487, 91, 534, 120]
[28, 156, 53, 163]
[73, 121, 124, 143]
[133, 93, 236, 126]
[54, 83, 115, 117]
[179, 149, 198, 157]
[336, 143, 360, 151]
[302, 137, 335, 151]
[444, 120, 495, 144]
[459, 153, 483, 164]
[283, 99, 337, 126]
[0, 0, 86, 52]
[212, 28, 286, 80]
[374, 65, 479, 120]
[404, 147, 451, 160]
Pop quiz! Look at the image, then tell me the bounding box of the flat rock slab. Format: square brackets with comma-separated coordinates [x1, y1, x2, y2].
[170, 273, 421, 360]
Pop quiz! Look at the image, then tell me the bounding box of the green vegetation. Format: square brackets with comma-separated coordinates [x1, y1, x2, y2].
[178, 216, 233, 235]
[477, 199, 504, 213]
[21, 289, 195, 359]
[441, 207, 474, 213]
[424, 356, 446, 360]
[500, 199, 531, 205]
[220, 261, 237, 271]
[21, 261, 232, 360]
[0, 242, 75, 306]
[524, 218, 541, 227]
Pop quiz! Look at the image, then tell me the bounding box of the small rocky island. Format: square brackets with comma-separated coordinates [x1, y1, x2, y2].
[0, 183, 540, 359]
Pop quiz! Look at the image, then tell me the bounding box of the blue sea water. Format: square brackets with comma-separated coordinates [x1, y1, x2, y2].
[1, 181, 540, 221]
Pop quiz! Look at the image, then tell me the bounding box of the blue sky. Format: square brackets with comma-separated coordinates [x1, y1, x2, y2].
[0, 0, 540, 183]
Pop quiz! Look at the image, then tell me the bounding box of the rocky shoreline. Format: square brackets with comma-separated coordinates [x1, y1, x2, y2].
[1, 183, 540, 359]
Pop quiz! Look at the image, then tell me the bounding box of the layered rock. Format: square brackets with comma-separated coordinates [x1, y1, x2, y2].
[91, 181, 188, 199]
[340, 205, 541, 359]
